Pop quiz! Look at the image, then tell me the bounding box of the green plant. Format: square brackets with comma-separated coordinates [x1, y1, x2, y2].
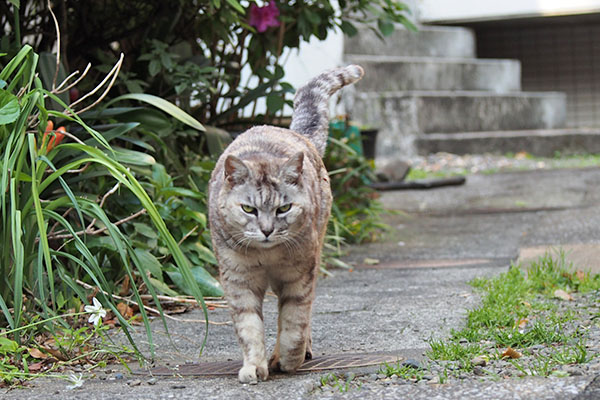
[0, 44, 215, 368]
[325, 119, 388, 245]
[379, 361, 426, 381]
[424, 250, 600, 379]
[2, 0, 416, 127]
[319, 373, 355, 393]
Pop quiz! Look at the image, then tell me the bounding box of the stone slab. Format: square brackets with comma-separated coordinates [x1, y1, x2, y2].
[416, 128, 600, 156]
[352, 91, 566, 159]
[344, 26, 476, 58]
[346, 55, 521, 92]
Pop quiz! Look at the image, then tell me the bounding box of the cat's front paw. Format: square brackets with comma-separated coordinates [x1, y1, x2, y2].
[238, 363, 269, 384]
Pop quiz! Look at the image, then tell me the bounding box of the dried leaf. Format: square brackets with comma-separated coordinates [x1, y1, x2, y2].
[104, 318, 118, 327]
[515, 151, 529, 160]
[27, 361, 44, 372]
[44, 347, 67, 361]
[28, 348, 49, 359]
[363, 257, 380, 265]
[117, 302, 134, 319]
[516, 318, 529, 333]
[501, 347, 522, 359]
[119, 275, 130, 296]
[553, 289, 573, 301]
[167, 306, 188, 314]
[575, 270, 586, 281]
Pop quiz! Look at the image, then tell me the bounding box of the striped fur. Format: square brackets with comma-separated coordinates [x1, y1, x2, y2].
[208, 65, 363, 384]
[290, 65, 364, 156]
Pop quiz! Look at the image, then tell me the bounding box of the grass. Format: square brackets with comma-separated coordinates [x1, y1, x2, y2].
[379, 361, 426, 381]
[377, 250, 600, 383]
[318, 373, 359, 393]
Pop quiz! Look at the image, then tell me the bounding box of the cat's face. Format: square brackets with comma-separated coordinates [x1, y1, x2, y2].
[219, 153, 309, 250]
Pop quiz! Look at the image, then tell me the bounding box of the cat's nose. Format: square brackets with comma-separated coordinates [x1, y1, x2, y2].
[261, 228, 274, 238]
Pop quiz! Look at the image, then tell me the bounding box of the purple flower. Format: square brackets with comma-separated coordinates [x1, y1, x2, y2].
[249, 2, 280, 33]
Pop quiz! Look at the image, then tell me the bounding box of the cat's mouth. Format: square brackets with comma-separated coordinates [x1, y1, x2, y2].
[256, 238, 280, 248]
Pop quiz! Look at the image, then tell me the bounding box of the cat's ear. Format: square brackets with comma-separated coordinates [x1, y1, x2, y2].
[280, 152, 304, 184]
[224, 155, 250, 185]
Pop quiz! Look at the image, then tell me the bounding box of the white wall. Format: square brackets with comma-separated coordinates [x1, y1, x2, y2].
[418, 0, 600, 23]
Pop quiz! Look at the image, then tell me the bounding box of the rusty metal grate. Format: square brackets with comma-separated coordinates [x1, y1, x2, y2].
[137, 352, 403, 376]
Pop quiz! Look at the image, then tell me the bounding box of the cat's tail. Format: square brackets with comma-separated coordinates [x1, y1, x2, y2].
[289, 65, 364, 156]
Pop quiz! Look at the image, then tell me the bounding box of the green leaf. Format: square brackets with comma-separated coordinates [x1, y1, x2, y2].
[181, 209, 207, 227]
[148, 277, 179, 297]
[106, 93, 205, 132]
[166, 266, 223, 297]
[0, 337, 19, 353]
[112, 147, 156, 166]
[8, 0, 19, 8]
[182, 242, 217, 265]
[225, 0, 245, 14]
[377, 18, 395, 36]
[266, 93, 284, 113]
[158, 186, 203, 199]
[340, 20, 358, 37]
[133, 249, 163, 280]
[149, 60, 161, 77]
[38, 52, 69, 107]
[0, 89, 20, 124]
[133, 223, 159, 240]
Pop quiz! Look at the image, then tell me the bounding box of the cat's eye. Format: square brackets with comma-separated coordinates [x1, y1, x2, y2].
[276, 204, 292, 214]
[241, 204, 257, 214]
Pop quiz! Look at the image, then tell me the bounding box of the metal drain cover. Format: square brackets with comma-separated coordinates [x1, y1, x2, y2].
[138, 352, 403, 376]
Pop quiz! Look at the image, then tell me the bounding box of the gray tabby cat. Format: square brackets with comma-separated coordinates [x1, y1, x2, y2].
[208, 65, 364, 383]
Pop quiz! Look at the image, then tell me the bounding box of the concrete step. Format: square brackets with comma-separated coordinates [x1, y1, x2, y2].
[416, 129, 600, 156]
[349, 91, 566, 159]
[346, 55, 521, 92]
[344, 26, 476, 58]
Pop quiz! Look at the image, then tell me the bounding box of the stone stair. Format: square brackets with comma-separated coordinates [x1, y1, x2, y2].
[345, 26, 600, 161]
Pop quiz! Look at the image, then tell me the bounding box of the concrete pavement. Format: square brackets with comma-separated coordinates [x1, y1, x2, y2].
[6, 166, 600, 399]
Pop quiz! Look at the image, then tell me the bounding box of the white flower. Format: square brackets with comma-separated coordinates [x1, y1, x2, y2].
[66, 372, 84, 390]
[84, 297, 106, 326]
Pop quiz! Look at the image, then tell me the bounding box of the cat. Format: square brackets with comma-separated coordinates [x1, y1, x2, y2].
[208, 65, 364, 384]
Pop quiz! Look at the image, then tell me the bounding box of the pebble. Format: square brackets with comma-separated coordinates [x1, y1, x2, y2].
[369, 373, 379, 381]
[127, 379, 142, 386]
[171, 385, 186, 389]
[147, 378, 157, 385]
[407, 152, 552, 175]
[471, 356, 488, 367]
[302, 381, 316, 392]
[114, 373, 124, 380]
[402, 359, 421, 370]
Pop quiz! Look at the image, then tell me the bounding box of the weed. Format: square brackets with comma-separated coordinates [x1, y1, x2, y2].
[319, 373, 356, 393]
[379, 361, 426, 381]
[421, 250, 600, 380]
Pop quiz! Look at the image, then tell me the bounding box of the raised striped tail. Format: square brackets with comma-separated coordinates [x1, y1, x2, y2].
[289, 65, 364, 156]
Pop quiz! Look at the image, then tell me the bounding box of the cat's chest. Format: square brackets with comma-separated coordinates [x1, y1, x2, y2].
[221, 245, 311, 275]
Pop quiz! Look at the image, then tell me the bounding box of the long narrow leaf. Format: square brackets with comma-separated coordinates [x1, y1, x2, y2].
[105, 94, 205, 132]
[27, 134, 55, 310]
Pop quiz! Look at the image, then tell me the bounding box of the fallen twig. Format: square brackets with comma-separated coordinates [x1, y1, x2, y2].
[75, 280, 230, 326]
